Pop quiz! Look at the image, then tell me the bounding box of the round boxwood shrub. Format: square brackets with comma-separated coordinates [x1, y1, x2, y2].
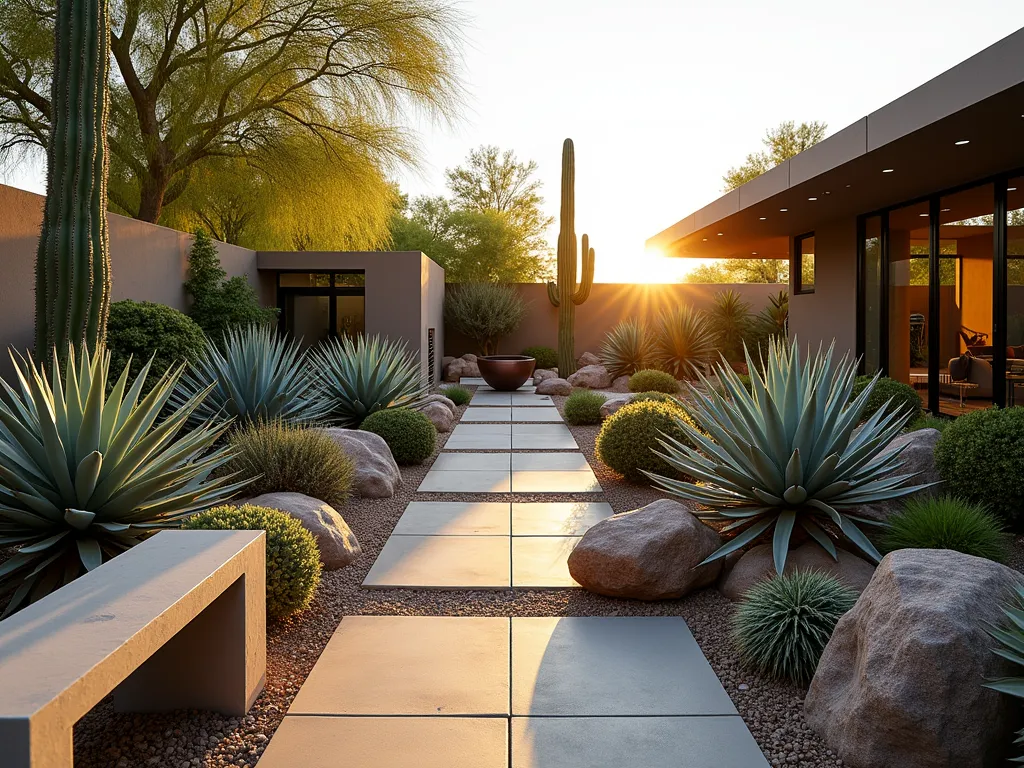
[564, 390, 606, 425]
[732, 570, 857, 686]
[596, 399, 695, 482]
[851, 375, 922, 420]
[631, 391, 679, 406]
[183, 504, 321, 620]
[361, 407, 436, 465]
[106, 300, 206, 391]
[224, 420, 354, 508]
[523, 345, 558, 370]
[881, 495, 1008, 563]
[935, 407, 1024, 527]
[628, 368, 679, 394]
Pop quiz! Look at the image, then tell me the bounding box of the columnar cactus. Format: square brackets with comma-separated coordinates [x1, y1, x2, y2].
[546, 138, 594, 377]
[34, 0, 112, 359]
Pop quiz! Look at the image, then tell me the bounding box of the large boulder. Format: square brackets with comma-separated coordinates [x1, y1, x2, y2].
[320, 428, 401, 499]
[566, 364, 612, 390]
[444, 354, 480, 382]
[805, 549, 1024, 768]
[718, 542, 875, 601]
[423, 393, 458, 416]
[850, 428, 942, 522]
[578, 351, 601, 367]
[533, 368, 559, 383]
[608, 375, 631, 393]
[246, 492, 361, 570]
[536, 377, 572, 396]
[421, 401, 454, 433]
[567, 499, 723, 600]
[599, 395, 632, 418]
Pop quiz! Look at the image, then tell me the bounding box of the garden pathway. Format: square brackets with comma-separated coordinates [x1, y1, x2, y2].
[256, 383, 769, 768]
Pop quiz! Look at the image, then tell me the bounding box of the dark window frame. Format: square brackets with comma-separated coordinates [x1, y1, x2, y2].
[276, 269, 367, 340]
[794, 232, 816, 295]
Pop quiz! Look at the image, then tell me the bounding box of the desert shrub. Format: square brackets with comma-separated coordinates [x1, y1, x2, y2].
[106, 300, 207, 392]
[596, 399, 695, 482]
[631, 391, 679, 405]
[361, 407, 436, 464]
[564, 390, 606, 425]
[935, 407, 1024, 527]
[907, 413, 949, 433]
[445, 283, 527, 356]
[650, 305, 717, 379]
[599, 318, 652, 379]
[882, 495, 1008, 563]
[523, 346, 558, 370]
[184, 504, 321, 620]
[732, 571, 857, 686]
[441, 384, 472, 406]
[743, 290, 789, 371]
[628, 368, 678, 394]
[851, 375, 922, 420]
[707, 289, 752, 361]
[224, 421, 355, 509]
[184, 230, 277, 339]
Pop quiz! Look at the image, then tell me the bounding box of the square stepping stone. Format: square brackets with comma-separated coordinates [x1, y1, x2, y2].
[511, 617, 738, 716]
[363, 535, 511, 589]
[418, 470, 511, 493]
[511, 536, 580, 588]
[461, 407, 513, 422]
[444, 424, 511, 450]
[511, 406, 562, 422]
[393, 502, 511, 536]
[510, 716, 769, 768]
[512, 453, 590, 471]
[512, 424, 578, 450]
[510, 393, 554, 406]
[511, 470, 601, 493]
[512, 502, 615, 536]
[470, 392, 513, 406]
[462, 376, 533, 387]
[259, 716, 508, 768]
[432, 453, 511, 471]
[289, 616, 510, 716]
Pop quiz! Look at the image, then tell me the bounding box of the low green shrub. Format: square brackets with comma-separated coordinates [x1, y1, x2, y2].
[882, 495, 1009, 563]
[106, 300, 206, 391]
[935, 407, 1024, 527]
[441, 385, 472, 406]
[523, 345, 558, 370]
[732, 571, 857, 686]
[564, 390, 606, 425]
[631, 391, 679, 405]
[224, 421, 354, 509]
[907, 413, 949, 434]
[851, 375, 922, 420]
[628, 368, 679, 394]
[361, 407, 436, 464]
[595, 399, 695, 482]
[183, 504, 321, 620]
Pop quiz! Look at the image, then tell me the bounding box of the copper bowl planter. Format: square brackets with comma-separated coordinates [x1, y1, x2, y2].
[477, 355, 536, 391]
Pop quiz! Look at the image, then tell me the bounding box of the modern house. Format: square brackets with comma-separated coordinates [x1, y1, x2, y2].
[648, 27, 1024, 416]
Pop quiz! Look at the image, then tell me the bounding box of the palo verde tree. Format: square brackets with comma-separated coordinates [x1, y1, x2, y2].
[1, 0, 465, 223]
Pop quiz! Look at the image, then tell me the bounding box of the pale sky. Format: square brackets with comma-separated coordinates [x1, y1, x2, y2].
[5, 1, 1024, 282]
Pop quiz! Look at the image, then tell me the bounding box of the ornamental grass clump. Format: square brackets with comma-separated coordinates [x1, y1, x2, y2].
[882, 495, 1009, 563]
[596, 399, 696, 482]
[564, 390, 606, 425]
[733, 570, 857, 686]
[0, 346, 246, 617]
[648, 338, 930, 575]
[441, 384, 472, 406]
[600, 319, 652, 379]
[707, 289, 752, 362]
[650, 305, 717, 379]
[311, 334, 429, 428]
[361, 407, 436, 464]
[184, 504, 320, 620]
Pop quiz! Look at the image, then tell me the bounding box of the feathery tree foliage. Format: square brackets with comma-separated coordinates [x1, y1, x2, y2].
[722, 120, 827, 191]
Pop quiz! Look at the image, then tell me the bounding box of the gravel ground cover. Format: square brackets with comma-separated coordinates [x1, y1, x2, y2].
[49, 391, 1024, 767]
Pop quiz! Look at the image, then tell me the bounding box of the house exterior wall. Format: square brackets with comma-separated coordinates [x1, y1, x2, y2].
[420, 255, 446, 383]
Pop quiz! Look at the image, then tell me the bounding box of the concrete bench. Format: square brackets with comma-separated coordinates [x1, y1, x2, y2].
[0, 529, 266, 768]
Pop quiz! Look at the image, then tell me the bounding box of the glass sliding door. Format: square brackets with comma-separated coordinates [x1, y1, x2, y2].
[887, 201, 930, 404]
[1006, 177, 1024, 404]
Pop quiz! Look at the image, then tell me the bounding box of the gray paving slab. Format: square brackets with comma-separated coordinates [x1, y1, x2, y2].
[461, 376, 533, 387]
[482, 385, 537, 393]
[432, 453, 511, 471]
[511, 716, 770, 768]
[510, 406, 563, 422]
[289, 616, 510, 716]
[461, 407, 513, 422]
[363, 535, 511, 589]
[511, 453, 591, 471]
[512, 502, 616, 536]
[512, 536, 581, 588]
[510, 393, 554, 406]
[511, 470, 601, 493]
[470, 392, 514, 406]
[258, 716, 508, 768]
[444, 424, 512, 450]
[511, 617, 739, 716]
[418, 470, 511, 493]
[393, 502, 511, 536]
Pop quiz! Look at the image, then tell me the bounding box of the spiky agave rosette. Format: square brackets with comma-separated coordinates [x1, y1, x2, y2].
[646, 338, 933, 574]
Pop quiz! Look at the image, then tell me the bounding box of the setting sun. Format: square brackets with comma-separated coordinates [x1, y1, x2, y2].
[596, 245, 693, 284]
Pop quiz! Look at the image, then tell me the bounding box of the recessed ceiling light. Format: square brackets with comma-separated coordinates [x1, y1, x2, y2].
[752, 252, 759, 256]
[955, 140, 970, 145]
[883, 169, 895, 173]
[717, 232, 724, 236]
[1009, 187, 1018, 192]
[780, 208, 788, 212]
[825, 191, 831, 195]
[846, 184, 851, 188]
[941, 208, 951, 212]
[759, 216, 767, 221]
[808, 197, 818, 201]
[919, 213, 929, 217]
[702, 237, 708, 242]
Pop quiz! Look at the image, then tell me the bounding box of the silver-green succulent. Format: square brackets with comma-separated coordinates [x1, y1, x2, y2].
[0, 346, 247, 617]
[310, 334, 429, 427]
[648, 338, 931, 574]
[983, 581, 1024, 761]
[171, 324, 326, 428]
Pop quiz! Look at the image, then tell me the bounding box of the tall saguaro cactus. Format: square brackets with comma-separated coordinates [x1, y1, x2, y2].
[546, 138, 594, 377]
[34, 0, 112, 359]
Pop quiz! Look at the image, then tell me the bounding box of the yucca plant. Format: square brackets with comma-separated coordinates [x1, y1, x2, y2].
[310, 334, 429, 427]
[707, 289, 752, 361]
[599, 318, 652, 379]
[648, 338, 931, 574]
[171, 324, 325, 428]
[983, 582, 1024, 762]
[0, 346, 247, 617]
[650, 305, 717, 379]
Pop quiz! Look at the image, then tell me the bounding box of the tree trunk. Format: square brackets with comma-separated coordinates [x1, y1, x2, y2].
[137, 177, 166, 223]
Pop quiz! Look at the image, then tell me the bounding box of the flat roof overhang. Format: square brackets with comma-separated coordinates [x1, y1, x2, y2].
[648, 27, 1024, 260]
